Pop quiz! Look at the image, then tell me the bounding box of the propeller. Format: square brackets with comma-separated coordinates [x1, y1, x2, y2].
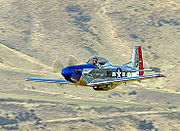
[52, 56, 64, 73]
[68, 55, 80, 66]
[52, 55, 82, 73]
[51, 55, 82, 89]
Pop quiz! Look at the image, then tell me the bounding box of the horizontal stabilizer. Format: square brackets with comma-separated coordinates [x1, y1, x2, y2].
[126, 68, 153, 72]
[25, 78, 73, 85]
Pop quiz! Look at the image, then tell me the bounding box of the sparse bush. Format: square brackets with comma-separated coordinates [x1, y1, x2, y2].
[34, 120, 41, 125]
[0, 98, 24, 102]
[128, 91, 137, 95]
[130, 34, 138, 39]
[83, 46, 97, 55]
[73, 15, 91, 23]
[87, 106, 125, 114]
[28, 99, 33, 103]
[111, 92, 121, 96]
[2, 124, 18, 130]
[21, 30, 31, 35]
[0, 58, 3, 63]
[138, 120, 154, 130]
[147, 45, 152, 49]
[66, 5, 100, 47]
[14, 110, 41, 122]
[66, 5, 81, 13]
[141, 39, 145, 42]
[0, 116, 18, 126]
[168, 106, 177, 109]
[167, 101, 170, 104]
[151, 52, 160, 59]
[81, 119, 86, 122]
[30, 109, 35, 113]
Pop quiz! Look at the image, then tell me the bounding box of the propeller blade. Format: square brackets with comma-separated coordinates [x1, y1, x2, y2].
[68, 55, 80, 66]
[52, 56, 64, 73]
[52, 55, 82, 73]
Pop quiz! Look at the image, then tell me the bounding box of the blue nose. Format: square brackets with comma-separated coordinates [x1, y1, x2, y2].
[61, 67, 72, 79]
[61, 66, 82, 83]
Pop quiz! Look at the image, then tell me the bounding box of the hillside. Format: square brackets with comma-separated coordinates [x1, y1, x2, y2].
[0, 0, 179, 130]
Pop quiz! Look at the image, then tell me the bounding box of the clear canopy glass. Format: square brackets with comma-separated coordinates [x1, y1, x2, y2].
[86, 56, 110, 66]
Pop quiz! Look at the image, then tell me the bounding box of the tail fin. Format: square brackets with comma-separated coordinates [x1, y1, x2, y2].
[132, 46, 144, 76]
[123, 46, 144, 76]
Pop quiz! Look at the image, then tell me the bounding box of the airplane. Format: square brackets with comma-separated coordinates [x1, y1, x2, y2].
[25, 46, 165, 91]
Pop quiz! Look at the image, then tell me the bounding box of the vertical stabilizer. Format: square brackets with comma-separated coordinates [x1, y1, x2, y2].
[123, 46, 144, 76]
[131, 46, 144, 76]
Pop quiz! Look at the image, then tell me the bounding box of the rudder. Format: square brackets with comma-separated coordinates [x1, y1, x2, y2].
[131, 46, 144, 76]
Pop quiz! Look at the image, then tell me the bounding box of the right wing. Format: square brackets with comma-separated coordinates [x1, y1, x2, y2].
[87, 74, 165, 86]
[25, 78, 73, 85]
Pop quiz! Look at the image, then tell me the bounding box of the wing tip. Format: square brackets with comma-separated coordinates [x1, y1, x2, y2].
[25, 78, 31, 81]
[156, 74, 166, 77]
[25, 78, 38, 81]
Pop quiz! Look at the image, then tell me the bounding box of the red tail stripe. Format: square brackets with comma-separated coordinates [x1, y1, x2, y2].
[138, 46, 144, 76]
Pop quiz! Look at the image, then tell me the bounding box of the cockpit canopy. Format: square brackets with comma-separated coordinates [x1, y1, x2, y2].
[86, 56, 110, 66]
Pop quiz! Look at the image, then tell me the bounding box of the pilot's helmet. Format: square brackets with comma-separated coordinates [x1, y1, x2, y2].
[93, 58, 98, 61]
[93, 58, 98, 64]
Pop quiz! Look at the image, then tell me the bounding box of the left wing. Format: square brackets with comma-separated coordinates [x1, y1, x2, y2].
[87, 74, 165, 86]
[25, 78, 73, 85]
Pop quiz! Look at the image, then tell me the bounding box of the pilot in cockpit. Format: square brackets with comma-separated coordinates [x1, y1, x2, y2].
[93, 58, 98, 66]
[93, 58, 100, 68]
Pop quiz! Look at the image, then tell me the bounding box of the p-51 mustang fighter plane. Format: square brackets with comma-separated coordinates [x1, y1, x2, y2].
[26, 46, 165, 91]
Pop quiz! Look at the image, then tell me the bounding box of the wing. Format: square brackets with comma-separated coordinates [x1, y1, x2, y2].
[25, 78, 73, 85]
[87, 74, 165, 86]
